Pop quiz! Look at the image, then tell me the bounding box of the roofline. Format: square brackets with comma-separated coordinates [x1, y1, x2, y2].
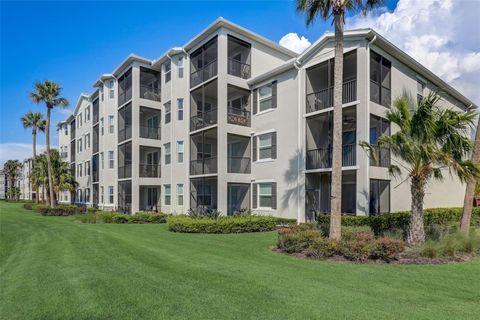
[93, 73, 115, 87]
[112, 54, 152, 77]
[73, 93, 90, 115]
[248, 58, 297, 86]
[152, 47, 185, 69]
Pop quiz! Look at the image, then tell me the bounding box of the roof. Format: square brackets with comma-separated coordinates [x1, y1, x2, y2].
[112, 54, 152, 77]
[73, 93, 90, 115]
[93, 73, 115, 87]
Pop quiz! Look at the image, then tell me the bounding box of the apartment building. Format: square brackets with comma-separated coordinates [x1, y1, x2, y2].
[0, 170, 6, 200]
[0, 158, 34, 201]
[58, 18, 476, 221]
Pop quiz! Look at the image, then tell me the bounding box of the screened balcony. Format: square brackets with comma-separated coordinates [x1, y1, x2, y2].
[118, 180, 132, 214]
[93, 124, 99, 154]
[70, 140, 75, 163]
[118, 141, 132, 179]
[92, 154, 99, 183]
[190, 80, 217, 131]
[139, 106, 161, 140]
[139, 186, 160, 211]
[305, 170, 356, 221]
[70, 120, 76, 140]
[139, 146, 161, 178]
[190, 177, 217, 212]
[227, 85, 251, 127]
[92, 98, 99, 124]
[306, 50, 357, 113]
[227, 35, 251, 79]
[118, 68, 132, 107]
[227, 183, 250, 215]
[190, 128, 217, 175]
[306, 107, 356, 169]
[118, 103, 132, 143]
[190, 37, 218, 87]
[227, 134, 251, 174]
[140, 67, 161, 102]
[370, 115, 391, 167]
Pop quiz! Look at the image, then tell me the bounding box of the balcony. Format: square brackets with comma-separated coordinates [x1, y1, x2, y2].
[190, 128, 217, 175]
[306, 80, 357, 113]
[139, 164, 161, 178]
[92, 154, 99, 183]
[140, 106, 161, 140]
[227, 134, 251, 174]
[227, 85, 251, 127]
[190, 79, 217, 131]
[118, 103, 132, 143]
[228, 58, 251, 79]
[118, 68, 132, 107]
[118, 180, 132, 214]
[190, 177, 217, 211]
[118, 141, 132, 179]
[190, 157, 217, 175]
[228, 35, 251, 79]
[139, 146, 161, 178]
[227, 157, 251, 174]
[118, 164, 132, 179]
[139, 186, 160, 211]
[140, 125, 161, 140]
[140, 67, 161, 102]
[371, 145, 390, 167]
[190, 109, 217, 131]
[190, 37, 218, 88]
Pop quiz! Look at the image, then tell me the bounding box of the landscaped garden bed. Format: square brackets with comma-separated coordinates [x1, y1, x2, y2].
[78, 211, 168, 224]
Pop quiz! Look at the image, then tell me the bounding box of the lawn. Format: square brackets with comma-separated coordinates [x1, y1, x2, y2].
[1, 201, 479, 320]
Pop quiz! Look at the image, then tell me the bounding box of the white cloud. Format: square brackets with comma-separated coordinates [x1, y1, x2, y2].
[0, 143, 46, 168]
[279, 33, 311, 54]
[55, 107, 73, 116]
[347, 0, 480, 105]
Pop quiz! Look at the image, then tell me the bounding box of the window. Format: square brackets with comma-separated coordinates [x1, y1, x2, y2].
[177, 184, 184, 206]
[77, 163, 82, 177]
[108, 115, 114, 133]
[109, 80, 114, 99]
[258, 84, 273, 112]
[85, 106, 90, 122]
[178, 57, 184, 78]
[369, 179, 390, 215]
[85, 161, 90, 176]
[417, 79, 426, 105]
[370, 51, 391, 108]
[177, 141, 184, 163]
[177, 98, 184, 120]
[85, 134, 90, 149]
[164, 184, 171, 205]
[100, 87, 104, 101]
[164, 61, 171, 83]
[197, 143, 212, 159]
[108, 186, 114, 204]
[100, 117, 104, 136]
[164, 102, 171, 124]
[259, 183, 272, 208]
[100, 186, 104, 203]
[64, 125, 68, 135]
[78, 139, 82, 152]
[108, 151, 114, 169]
[77, 189, 82, 203]
[100, 152, 104, 169]
[164, 143, 171, 164]
[255, 132, 277, 160]
[85, 188, 90, 203]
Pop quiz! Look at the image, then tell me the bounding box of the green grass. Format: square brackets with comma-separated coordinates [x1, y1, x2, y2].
[1, 201, 479, 320]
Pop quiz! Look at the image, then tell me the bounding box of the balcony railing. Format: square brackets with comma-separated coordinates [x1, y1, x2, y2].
[93, 143, 99, 154]
[118, 87, 132, 107]
[118, 163, 132, 179]
[228, 58, 251, 79]
[190, 108, 217, 131]
[227, 107, 250, 127]
[227, 157, 251, 174]
[92, 170, 99, 183]
[139, 164, 161, 178]
[140, 85, 161, 102]
[306, 144, 356, 169]
[139, 125, 161, 140]
[371, 145, 390, 167]
[306, 79, 357, 113]
[118, 127, 132, 142]
[190, 60, 217, 87]
[190, 157, 217, 175]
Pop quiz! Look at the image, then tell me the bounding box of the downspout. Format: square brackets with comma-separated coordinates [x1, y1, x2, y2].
[294, 60, 302, 224]
[366, 34, 376, 216]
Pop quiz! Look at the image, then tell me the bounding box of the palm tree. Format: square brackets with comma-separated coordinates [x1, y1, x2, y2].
[361, 93, 480, 245]
[20, 111, 46, 203]
[4, 160, 22, 201]
[460, 116, 480, 234]
[30, 81, 69, 207]
[296, 0, 385, 240]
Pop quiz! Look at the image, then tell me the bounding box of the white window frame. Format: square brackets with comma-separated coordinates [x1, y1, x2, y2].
[258, 83, 273, 114]
[164, 143, 171, 165]
[177, 141, 184, 163]
[164, 102, 171, 124]
[177, 98, 184, 121]
[257, 132, 273, 161]
[164, 184, 171, 205]
[164, 61, 171, 83]
[108, 115, 114, 134]
[177, 184, 184, 206]
[108, 186, 114, 204]
[100, 117, 104, 136]
[100, 152, 104, 170]
[109, 80, 114, 99]
[100, 186, 104, 204]
[108, 151, 114, 169]
[178, 56, 184, 78]
[258, 182, 273, 210]
[85, 106, 90, 122]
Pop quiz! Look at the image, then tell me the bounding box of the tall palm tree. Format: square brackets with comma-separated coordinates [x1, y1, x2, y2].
[296, 0, 385, 240]
[30, 81, 69, 207]
[4, 160, 22, 201]
[361, 93, 480, 245]
[460, 115, 480, 234]
[20, 111, 46, 203]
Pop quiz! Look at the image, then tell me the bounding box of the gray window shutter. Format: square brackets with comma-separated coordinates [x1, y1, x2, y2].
[271, 81, 277, 109]
[271, 132, 277, 159]
[252, 136, 257, 162]
[252, 89, 258, 114]
[271, 182, 277, 209]
[252, 183, 257, 209]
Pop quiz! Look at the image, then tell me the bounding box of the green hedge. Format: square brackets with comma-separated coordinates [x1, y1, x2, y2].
[95, 211, 167, 224]
[36, 205, 86, 216]
[317, 208, 480, 236]
[167, 215, 279, 234]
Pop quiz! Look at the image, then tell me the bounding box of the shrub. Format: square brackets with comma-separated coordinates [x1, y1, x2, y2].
[168, 215, 278, 234]
[36, 205, 85, 216]
[87, 207, 98, 214]
[341, 226, 374, 241]
[304, 237, 337, 258]
[23, 203, 33, 210]
[277, 224, 320, 253]
[419, 231, 480, 258]
[339, 238, 374, 261]
[371, 238, 405, 262]
[187, 208, 222, 219]
[420, 242, 438, 258]
[75, 212, 98, 224]
[131, 212, 167, 224]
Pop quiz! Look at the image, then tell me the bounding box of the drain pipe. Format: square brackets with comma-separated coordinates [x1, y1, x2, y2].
[365, 34, 376, 216]
[294, 60, 302, 224]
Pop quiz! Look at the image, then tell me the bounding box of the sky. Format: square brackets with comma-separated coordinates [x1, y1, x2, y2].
[0, 0, 478, 167]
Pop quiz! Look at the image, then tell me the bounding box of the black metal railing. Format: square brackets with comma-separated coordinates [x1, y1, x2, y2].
[140, 85, 161, 102]
[139, 125, 161, 140]
[190, 157, 217, 175]
[92, 170, 99, 183]
[118, 87, 132, 107]
[371, 145, 390, 167]
[227, 157, 251, 173]
[342, 144, 356, 167]
[190, 108, 217, 131]
[227, 107, 250, 127]
[306, 144, 356, 169]
[190, 60, 217, 87]
[93, 143, 99, 154]
[306, 79, 357, 113]
[139, 164, 161, 178]
[118, 163, 132, 179]
[228, 58, 251, 79]
[118, 127, 132, 142]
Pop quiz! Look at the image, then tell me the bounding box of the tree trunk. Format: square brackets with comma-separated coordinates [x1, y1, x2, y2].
[329, 12, 344, 240]
[45, 107, 55, 208]
[32, 129, 38, 204]
[461, 116, 480, 234]
[408, 176, 426, 245]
